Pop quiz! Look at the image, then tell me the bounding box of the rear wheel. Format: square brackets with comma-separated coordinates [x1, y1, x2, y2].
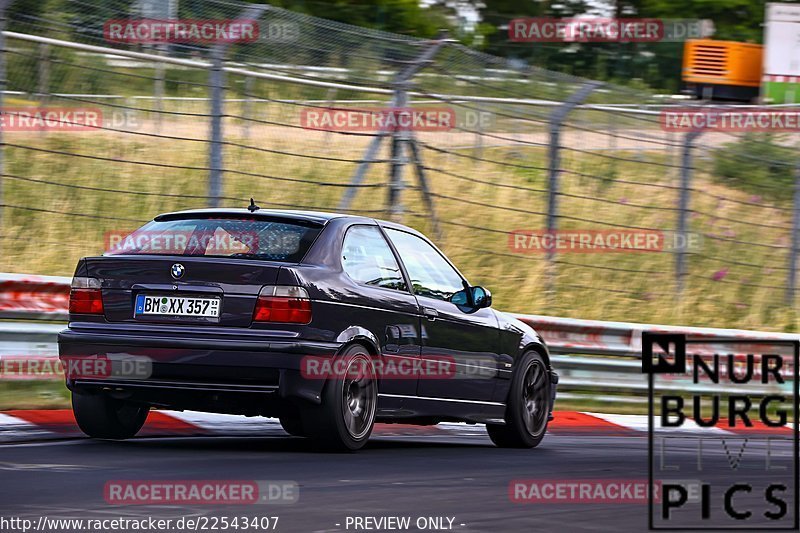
[487, 351, 550, 448]
[71, 391, 149, 440]
[305, 345, 377, 451]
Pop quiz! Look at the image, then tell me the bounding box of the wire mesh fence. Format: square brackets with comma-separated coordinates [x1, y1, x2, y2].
[0, 0, 798, 331]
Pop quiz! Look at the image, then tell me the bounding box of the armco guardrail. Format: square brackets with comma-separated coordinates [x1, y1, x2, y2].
[514, 314, 797, 402]
[2, 272, 799, 351]
[0, 273, 71, 321]
[514, 313, 800, 357]
[0, 273, 796, 399]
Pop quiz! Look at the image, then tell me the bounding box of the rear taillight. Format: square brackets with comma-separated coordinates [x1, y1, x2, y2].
[253, 285, 312, 324]
[69, 277, 104, 315]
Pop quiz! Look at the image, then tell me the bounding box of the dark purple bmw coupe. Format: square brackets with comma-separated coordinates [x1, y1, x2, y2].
[58, 207, 557, 450]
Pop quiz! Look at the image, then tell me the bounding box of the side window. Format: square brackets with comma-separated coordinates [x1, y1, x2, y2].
[385, 228, 464, 301]
[342, 225, 407, 292]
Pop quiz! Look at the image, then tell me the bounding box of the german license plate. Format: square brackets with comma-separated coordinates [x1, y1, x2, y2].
[135, 294, 220, 318]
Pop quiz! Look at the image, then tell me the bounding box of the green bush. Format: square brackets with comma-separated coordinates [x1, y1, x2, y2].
[712, 133, 795, 201]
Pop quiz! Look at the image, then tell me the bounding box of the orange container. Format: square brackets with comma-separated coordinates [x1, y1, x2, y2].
[682, 39, 762, 88]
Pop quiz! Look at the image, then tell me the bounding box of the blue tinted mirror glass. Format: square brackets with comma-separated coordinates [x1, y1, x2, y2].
[471, 286, 487, 306]
[450, 289, 468, 306]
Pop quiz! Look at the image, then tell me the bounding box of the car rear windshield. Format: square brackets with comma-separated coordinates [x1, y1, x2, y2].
[105, 217, 322, 262]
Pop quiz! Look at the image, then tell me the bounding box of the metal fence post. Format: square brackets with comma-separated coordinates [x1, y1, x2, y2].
[676, 130, 703, 295]
[388, 91, 408, 222]
[323, 87, 337, 145]
[339, 34, 449, 214]
[37, 43, 50, 105]
[388, 140, 406, 221]
[545, 81, 603, 298]
[338, 131, 390, 212]
[787, 160, 800, 306]
[607, 107, 617, 180]
[474, 108, 484, 159]
[207, 4, 267, 208]
[242, 75, 253, 141]
[154, 45, 165, 133]
[208, 47, 225, 207]
[0, 0, 10, 257]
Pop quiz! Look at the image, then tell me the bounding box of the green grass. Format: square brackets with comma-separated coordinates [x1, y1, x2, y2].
[0, 380, 71, 410]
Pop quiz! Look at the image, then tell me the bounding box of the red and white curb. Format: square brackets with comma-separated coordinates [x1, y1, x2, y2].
[0, 410, 792, 443]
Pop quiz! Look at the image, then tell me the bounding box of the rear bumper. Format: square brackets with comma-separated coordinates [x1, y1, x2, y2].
[58, 325, 341, 410]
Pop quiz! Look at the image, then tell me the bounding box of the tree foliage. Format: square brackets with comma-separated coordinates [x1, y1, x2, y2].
[6, 0, 770, 92]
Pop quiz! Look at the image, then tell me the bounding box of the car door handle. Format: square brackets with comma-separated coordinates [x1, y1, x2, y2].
[422, 307, 439, 321]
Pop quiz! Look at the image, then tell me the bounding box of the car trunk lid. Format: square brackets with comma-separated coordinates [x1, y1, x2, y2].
[86, 256, 282, 327]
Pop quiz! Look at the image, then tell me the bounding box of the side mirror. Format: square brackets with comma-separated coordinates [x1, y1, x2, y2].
[451, 286, 492, 309]
[471, 286, 492, 309]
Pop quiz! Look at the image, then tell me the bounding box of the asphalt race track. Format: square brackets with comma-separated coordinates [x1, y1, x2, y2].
[1, 430, 793, 533]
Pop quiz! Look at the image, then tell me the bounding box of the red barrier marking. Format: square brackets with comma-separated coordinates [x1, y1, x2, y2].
[0, 279, 69, 314]
[140, 411, 208, 435]
[5, 409, 205, 436]
[548, 411, 635, 435]
[6, 409, 80, 435]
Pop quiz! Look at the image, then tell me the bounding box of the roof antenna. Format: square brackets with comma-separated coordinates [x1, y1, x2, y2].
[247, 198, 260, 212]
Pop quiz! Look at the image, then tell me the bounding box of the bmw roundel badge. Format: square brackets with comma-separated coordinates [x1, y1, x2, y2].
[171, 263, 185, 279]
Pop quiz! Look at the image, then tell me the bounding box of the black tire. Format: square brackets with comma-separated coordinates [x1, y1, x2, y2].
[72, 391, 149, 440]
[279, 416, 306, 437]
[487, 351, 550, 448]
[304, 344, 377, 451]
